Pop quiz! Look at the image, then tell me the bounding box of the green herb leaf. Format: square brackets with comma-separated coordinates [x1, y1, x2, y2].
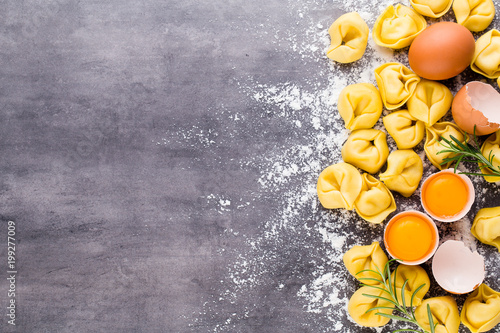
[353, 261, 432, 333]
[437, 125, 500, 178]
[375, 313, 416, 323]
[361, 293, 400, 307]
[428, 304, 435, 333]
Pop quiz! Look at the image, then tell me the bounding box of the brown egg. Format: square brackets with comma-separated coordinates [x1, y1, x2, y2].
[409, 22, 475, 80]
[452, 81, 500, 136]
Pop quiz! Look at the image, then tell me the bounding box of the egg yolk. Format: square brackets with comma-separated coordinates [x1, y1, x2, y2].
[386, 214, 435, 261]
[423, 173, 468, 218]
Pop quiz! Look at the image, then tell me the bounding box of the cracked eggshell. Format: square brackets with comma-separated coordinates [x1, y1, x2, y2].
[432, 240, 485, 294]
[452, 81, 500, 136]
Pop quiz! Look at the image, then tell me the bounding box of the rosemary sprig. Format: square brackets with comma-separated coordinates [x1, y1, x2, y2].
[357, 259, 434, 333]
[437, 126, 500, 178]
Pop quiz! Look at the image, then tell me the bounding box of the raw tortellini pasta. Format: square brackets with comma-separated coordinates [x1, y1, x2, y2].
[410, 0, 453, 18]
[372, 4, 427, 49]
[327, 12, 369, 63]
[375, 63, 420, 110]
[354, 174, 396, 224]
[424, 122, 467, 170]
[343, 241, 388, 285]
[453, 0, 495, 32]
[317, 162, 362, 210]
[415, 296, 460, 333]
[471, 29, 500, 79]
[348, 284, 395, 327]
[407, 79, 453, 126]
[390, 264, 430, 307]
[338, 83, 383, 130]
[380, 150, 423, 197]
[341, 129, 389, 174]
[383, 110, 425, 149]
[480, 130, 500, 182]
[471, 206, 500, 251]
[461, 284, 500, 333]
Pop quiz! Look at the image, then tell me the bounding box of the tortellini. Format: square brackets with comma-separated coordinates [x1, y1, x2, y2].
[471, 29, 500, 79]
[338, 83, 383, 130]
[327, 12, 369, 63]
[461, 284, 500, 333]
[424, 122, 467, 170]
[480, 130, 500, 183]
[407, 79, 453, 126]
[410, 0, 453, 18]
[341, 129, 389, 174]
[354, 174, 396, 224]
[380, 150, 423, 197]
[375, 63, 420, 110]
[453, 0, 495, 32]
[343, 241, 388, 285]
[317, 162, 362, 210]
[372, 4, 427, 49]
[348, 284, 395, 327]
[383, 110, 425, 149]
[391, 264, 430, 307]
[471, 207, 500, 251]
[415, 296, 460, 333]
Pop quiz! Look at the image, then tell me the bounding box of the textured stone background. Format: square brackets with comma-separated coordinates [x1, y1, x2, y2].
[0, 1, 499, 332]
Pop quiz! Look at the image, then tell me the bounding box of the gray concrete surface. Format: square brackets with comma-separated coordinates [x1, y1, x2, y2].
[0, 1, 499, 332]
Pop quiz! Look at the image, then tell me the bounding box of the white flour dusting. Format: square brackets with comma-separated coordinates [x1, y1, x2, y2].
[179, 0, 500, 332]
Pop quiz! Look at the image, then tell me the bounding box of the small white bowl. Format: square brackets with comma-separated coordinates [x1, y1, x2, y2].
[384, 210, 439, 265]
[420, 168, 475, 222]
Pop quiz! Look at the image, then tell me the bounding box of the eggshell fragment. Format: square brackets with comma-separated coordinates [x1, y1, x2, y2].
[432, 240, 485, 294]
[452, 81, 500, 136]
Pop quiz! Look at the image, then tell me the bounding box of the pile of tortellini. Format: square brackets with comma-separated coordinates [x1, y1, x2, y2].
[343, 242, 500, 332]
[327, 0, 500, 92]
[319, 0, 500, 225]
[327, 0, 496, 65]
[319, 1, 500, 332]
[317, 64, 468, 224]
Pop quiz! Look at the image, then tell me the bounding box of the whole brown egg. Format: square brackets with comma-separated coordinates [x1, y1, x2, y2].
[408, 22, 475, 81]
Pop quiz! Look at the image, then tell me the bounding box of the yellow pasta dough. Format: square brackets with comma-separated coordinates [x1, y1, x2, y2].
[379, 150, 423, 197]
[372, 4, 427, 49]
[471, 29, 500, 79]
[410, 0, 453, 18]
[354, 174, 396, 224]
[424, 122, 467, 170]
[341, 129, 389, 174]
[461, 284, 500, 333]
[348, 284, 395, 327]
[471, 207, 500, 251]
[343, 241, 388, 285]
[383, 110, 425, 149]
[375, 63, 420, 110]
[453, 0, 495, 32]
[415, 296, 460, 333]
[338, 83, 383, 130]
[317, 162, 362, 210]
[480, 130, 500, 183]
[327, 12, 369, 63]
[407, 79, 453, 126]
[391, 264, 430, 307]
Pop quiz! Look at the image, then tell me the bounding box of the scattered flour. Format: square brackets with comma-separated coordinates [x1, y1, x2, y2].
[171, 0, 500, 331]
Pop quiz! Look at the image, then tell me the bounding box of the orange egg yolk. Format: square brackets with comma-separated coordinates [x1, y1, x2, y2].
[386, 214, 435, 261]
[423, 173, 468, 218]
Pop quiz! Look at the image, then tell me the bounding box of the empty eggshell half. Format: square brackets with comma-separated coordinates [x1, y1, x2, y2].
[452, 81, 500, 136]
[432, 240, 485, 294]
